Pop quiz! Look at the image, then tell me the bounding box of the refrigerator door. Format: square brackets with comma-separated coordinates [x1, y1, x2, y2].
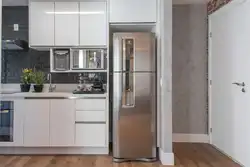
[113, 72, 156, 160]
[113, 32, 156, 161]
[113, 33, 155, 72]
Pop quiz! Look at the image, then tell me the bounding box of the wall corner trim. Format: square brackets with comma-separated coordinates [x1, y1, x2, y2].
[173, 133, 210, 143]
[159, 149, 174, 166]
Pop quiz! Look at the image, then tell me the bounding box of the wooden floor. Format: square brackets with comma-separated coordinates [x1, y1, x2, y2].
[0, 143, 241, 167]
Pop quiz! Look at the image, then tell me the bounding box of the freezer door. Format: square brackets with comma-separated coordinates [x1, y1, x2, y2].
[113, 72, 156, 159]
[113, 33, 155, 72]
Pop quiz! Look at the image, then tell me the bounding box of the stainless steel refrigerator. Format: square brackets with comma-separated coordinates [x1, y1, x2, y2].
[112, 32, 156, 162]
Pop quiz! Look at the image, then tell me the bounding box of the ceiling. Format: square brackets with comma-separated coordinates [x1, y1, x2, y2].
[2, 0, 209, 6]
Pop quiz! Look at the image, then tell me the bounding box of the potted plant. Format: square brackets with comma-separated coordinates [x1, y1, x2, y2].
[32, 71, 45, 92]
[20, 68, 32, 92]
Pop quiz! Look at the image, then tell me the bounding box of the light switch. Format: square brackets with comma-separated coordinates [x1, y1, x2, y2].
[13, 24, 19, 31]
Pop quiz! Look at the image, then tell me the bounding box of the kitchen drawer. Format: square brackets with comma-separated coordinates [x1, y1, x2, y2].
[75, 110, 106, 122]
[75, 99, 106, 111]
[75, 124, 106, 147]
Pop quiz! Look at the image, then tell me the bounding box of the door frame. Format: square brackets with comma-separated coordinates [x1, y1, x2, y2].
[208, 15, 212, 144]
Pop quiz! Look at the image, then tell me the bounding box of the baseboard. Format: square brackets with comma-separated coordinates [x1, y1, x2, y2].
[0, 147, 109, 155]
[211, 144, 244, 166]
[159, 149, 174, 166]
[173, 133, 210, 143]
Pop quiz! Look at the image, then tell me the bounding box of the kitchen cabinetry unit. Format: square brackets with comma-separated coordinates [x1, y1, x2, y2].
[55, 2, 79, 46]
[80, 2, 107, 46]
[75, 98, 107, 147]
[23, 100, 50, 147]
[109, 0, 157, 23]
[29, 2, 55, 46]
[0, 95, 108, 154]
[50, 100, 75, 146]
[29, 1, 108, 47]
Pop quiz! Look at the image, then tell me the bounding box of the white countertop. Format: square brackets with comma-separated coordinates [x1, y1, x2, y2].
[0, 92, 107, 99]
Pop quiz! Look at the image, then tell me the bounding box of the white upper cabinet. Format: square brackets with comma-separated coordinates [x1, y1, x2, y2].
[55, 2, 79, 46]
[50, 100, 75, 146]
[109, 0, 157, 23]
[80, 2, 107, 46]
[29, 2, 55, 46]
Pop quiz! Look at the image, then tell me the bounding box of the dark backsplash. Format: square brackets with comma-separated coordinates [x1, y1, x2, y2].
[1, 6, 106, 84]
[1, 49, 80, 84]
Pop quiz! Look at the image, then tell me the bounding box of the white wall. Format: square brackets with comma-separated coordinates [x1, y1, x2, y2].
[157, 0, 174, 165]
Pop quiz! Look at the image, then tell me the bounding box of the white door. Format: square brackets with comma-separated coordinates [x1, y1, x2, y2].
[50, 100, 75, 146]
[80, 2, 107, 46]
[210, 0, 250, 166]
[23, 100, 50, 147]
[29, 2, 55, 46]
[54, 2, 79, 46]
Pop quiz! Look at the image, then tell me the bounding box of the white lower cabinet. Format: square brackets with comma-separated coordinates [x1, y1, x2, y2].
[75, 110, 106, 122]
[75, 124, 106, 147]
[2, 98, 108, 149]
[23, 100, 50, 147]
[50, 100, 75, 146]
[75, 99, 106, 111]
[13, 100, 25, 146]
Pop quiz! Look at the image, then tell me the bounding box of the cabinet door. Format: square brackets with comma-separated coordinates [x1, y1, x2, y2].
[13, 100, 24, 146]
[75, 124, 106, 147]
[80, 2, 107, 46]
[23, 100, 50, 147]
[109, 0, 157, 23]
[50, 100, 75, 146]
[29, 2, 55, 46]
[55, 2, 79, 46]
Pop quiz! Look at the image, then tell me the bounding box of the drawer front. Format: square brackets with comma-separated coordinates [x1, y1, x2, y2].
[75, 99, 106, 111]
[75, 124, 106, 147]
[75, 110, 106, 122]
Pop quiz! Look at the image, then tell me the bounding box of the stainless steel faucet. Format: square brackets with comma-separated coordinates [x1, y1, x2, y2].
[47, 73, 56, 92]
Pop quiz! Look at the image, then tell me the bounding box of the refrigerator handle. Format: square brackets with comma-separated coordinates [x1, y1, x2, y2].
[121, 38, 135, 108]
[122, 39, 126, 72]
[122, 73, 135, 108]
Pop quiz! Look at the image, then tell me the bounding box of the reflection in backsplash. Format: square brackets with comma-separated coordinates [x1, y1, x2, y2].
[1, 50, 107, 84]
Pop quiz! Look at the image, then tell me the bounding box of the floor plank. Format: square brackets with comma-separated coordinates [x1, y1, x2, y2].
[0, 143, 242, 167]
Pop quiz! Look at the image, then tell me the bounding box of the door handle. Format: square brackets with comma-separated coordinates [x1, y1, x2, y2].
[232, 82, 245, 87]
[122, 73, 134, 108]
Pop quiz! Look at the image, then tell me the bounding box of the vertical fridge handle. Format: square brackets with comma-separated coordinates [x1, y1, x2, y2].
[121, 38, 135, 108]
[122, 72, 135, 108]
[122, 39, 126, 72]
